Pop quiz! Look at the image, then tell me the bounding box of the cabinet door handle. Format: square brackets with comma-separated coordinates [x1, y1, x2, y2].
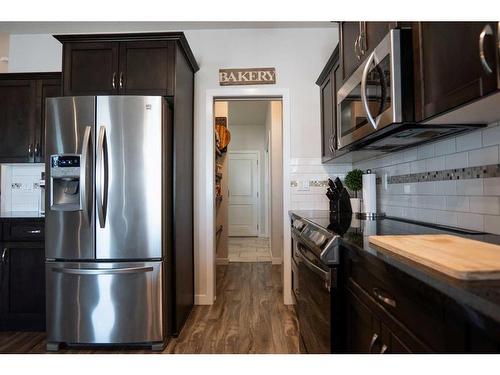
[354, 35, 362, 60]
[27, 229, 41, 234]
[119, 72, 124, 89]
[479, 24, 494, 74]
[368, 333, 379, 353]
[359, 22, 367, 56]
[373, 287, 397, 308]
[112, 72, 117, 89]
[1, 248, 7, 264]
[28, 143, 33, 159]
[380, 344, 388, 354]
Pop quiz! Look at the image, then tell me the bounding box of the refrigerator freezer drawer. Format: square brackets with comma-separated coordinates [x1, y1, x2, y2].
[46, 261, 164, 346]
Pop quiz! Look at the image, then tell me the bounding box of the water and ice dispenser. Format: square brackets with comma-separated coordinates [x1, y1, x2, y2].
[50, 155, 83, 211]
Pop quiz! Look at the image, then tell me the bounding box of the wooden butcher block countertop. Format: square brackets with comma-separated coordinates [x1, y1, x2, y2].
[369, 234, 500, 280]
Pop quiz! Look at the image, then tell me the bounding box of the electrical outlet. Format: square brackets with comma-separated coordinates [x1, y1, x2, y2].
[297, 180, 310, 191]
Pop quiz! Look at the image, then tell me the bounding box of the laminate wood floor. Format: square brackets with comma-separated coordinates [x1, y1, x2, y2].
[0, 263, 299, 354]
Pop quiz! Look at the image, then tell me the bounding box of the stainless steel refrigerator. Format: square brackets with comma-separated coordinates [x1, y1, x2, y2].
[44, 96, 174, 351]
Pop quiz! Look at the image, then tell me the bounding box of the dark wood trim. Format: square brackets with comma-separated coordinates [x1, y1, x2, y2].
[0, 72, 61, 81]
[316, 46, 339, 86]
[53, 32, 199, 73]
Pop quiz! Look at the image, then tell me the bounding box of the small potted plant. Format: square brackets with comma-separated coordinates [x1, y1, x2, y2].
[344, 168, 363, 213]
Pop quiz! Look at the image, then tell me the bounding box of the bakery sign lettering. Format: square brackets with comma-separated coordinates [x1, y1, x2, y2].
[219, 68, 276, 86]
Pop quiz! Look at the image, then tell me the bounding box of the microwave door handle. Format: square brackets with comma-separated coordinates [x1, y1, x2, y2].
[479, 24, 493, 74]
[80, 126, 91, 224]
[361, 51, 378, 130]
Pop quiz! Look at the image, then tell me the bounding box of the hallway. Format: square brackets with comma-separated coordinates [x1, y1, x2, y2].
[228, 237, 272, 262]
[0, 263, 299, 354]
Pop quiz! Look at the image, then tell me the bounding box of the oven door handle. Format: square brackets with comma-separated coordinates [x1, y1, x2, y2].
[297, 246, 332, 291]
[361, 51, 378, 130]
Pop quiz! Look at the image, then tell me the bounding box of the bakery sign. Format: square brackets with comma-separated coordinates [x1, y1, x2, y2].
[219, 67, 276, 86]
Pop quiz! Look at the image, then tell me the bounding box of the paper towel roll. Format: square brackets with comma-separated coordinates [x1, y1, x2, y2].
[362, 173, 377, 214]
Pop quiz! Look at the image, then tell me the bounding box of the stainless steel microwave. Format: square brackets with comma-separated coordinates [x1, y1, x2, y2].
[336, 28, 483, 153]
[337, 29, 412, 149]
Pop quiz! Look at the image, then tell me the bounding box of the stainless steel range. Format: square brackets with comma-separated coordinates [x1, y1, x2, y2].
[290, 211, 342, 353]
[44, 96, 171, 351]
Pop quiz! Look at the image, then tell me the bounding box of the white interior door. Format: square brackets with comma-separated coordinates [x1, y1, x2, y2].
[228, 151, 259, 237]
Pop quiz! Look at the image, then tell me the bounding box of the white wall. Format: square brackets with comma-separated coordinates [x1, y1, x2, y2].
[6, 27, 338, 303]
[8, 34, 61, 72]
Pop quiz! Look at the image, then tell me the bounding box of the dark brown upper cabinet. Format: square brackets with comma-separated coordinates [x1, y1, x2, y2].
[118, 41, 175, 95]
[62, 41, 119, 95]
[0, 73, 61, 163]
[317, 47, 339, 163]
[340, 22, 396, 83]
[55, 33, 199, 96]
[413, 22, 499, 122]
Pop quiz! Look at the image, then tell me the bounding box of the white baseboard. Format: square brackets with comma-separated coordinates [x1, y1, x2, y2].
[216, 257, 229, 265]
[272, 257, 282, 265]
[195, 294, 214, 305]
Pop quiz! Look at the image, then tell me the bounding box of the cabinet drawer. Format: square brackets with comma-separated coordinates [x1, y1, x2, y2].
[345, 249, 446, 350]
[3, 222, 45, 241]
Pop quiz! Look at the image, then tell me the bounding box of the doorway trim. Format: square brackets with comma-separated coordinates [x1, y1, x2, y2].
[200, 87, 291, 306]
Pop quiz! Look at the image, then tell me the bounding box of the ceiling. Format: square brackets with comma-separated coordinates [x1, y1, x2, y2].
[0, 22, 337, 34]
[228, 101, 270, 127]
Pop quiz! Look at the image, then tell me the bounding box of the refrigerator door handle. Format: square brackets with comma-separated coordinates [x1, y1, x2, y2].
[51, 266, 154, 275]
[97, 125, 109, 228]
[80, 126, 92, 224]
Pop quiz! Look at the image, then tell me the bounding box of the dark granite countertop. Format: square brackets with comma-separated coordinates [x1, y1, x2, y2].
[289, 210, 500, 326]
[0, 211, 45, 220]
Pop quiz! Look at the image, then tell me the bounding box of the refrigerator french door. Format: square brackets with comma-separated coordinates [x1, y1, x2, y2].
[45, 96, 166, 350]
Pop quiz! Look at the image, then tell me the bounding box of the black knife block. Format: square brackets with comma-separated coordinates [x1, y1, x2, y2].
[329, 188, 352, 214]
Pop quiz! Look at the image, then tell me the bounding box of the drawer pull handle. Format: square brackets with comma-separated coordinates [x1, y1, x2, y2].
[372, 287, 397, 308]
[380, 344, 388, 354]
[1, 248, 7, 264]
[368, 333, 379, 353]
[27, 229, 42, 234]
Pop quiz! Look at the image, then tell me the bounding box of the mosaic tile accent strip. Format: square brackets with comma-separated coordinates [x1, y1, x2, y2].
[290, 180, 330, 187]
[387, 164, 500, 185]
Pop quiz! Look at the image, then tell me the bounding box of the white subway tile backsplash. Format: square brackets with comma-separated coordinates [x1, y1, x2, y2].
[484, 215, 500, 235]
[469, 196, 500, 215]
[457, 212, 484, 231]
[403, 148, 418, 162]
[482, 124, 500, 147]
[445, 152, 468, 169]
[468, 145, 499, 167]
[425, 156, 445, 172]
[434, 138, 456, 156]
[435, 180, 457, 195]
[417, 144, 435, 159]
[445, 196, 470, 211]
[416, 182, 435, 195]
[456, 179, 483, 195]
[435, 211, 458, 227]
[456, 131, 482, 152]
[410, 159, 426, 174]
[484, 177, 500, 196]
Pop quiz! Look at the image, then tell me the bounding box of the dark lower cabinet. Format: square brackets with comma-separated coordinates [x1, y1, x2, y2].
[342, 246, 500, 353]
[413, 22, 499, 121]
[0, 220, 45, 331]
[0, 244, 45, 331]
[346, 288, 381, 353]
